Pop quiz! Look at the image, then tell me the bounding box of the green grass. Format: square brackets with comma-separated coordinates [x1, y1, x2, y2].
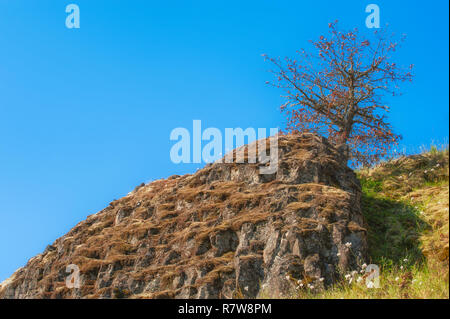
[361, 191, 427, 267]
[292, 145, 449, 299]
[294, 262, 448, 299]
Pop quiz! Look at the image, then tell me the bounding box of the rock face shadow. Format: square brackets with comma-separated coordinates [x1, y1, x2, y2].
[362, 193, 429, 266]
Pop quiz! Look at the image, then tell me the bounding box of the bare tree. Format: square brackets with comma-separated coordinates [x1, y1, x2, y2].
[264, 21, 413, 166]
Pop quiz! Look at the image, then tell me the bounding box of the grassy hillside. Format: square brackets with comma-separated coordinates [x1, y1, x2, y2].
[294, 146, 449, 299]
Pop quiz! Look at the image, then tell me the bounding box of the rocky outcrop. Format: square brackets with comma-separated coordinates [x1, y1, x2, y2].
[0, 133, 367, 299]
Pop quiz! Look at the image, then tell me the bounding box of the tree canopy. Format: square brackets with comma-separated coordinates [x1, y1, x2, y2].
[264, 21, 413, 166]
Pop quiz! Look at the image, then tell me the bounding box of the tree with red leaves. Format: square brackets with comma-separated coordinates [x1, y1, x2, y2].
[264, 21, 413, 166]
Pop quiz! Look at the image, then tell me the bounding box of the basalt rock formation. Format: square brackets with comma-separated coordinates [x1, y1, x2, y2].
[0, 133, 368, 299]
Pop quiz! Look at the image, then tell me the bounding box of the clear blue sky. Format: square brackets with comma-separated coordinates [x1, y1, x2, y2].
[0, 1, 448, 281]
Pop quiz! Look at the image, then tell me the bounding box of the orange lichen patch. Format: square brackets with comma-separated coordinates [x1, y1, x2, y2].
[347, 221, 367, 233]
[230, 211, 272, 231]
